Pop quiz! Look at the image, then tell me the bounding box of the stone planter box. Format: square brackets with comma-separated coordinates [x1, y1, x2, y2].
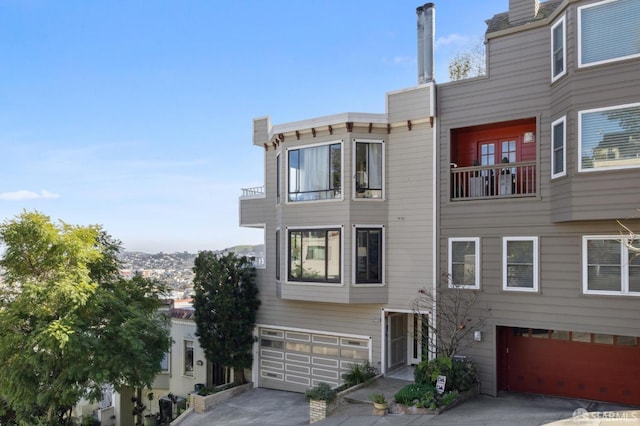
[309, 374, 383, 424]
[389, 383, 480, 415]
[190, 382, 253, 414]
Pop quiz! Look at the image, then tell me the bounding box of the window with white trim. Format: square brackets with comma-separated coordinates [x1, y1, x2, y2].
[503, 237, 538, 292]
[184, 340, 194, 377]
[354, 226, 383, 284]
[448, 238, 480, 289]
[275, 229, 280, 281]
[551, 15, 566, 81]
[354, 139, 383, 199]
[288, 228, 341, 283]
[160, 352, 170, 373]
[551, 116, 566, 178]
[276, 153, 281, 205]
[579, 103, 640, 171]
[579, 0, 640, 67]
[288, 141, 342, 202]
[583, 236, 640, 295]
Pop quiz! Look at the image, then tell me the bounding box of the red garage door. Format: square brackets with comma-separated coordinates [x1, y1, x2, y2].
[497, 327, 640, 405]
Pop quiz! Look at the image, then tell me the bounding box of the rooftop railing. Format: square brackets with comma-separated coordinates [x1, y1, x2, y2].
[240, 186, 265, 199]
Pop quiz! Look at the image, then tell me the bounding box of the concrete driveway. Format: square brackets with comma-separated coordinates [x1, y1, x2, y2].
[176, 387, 309, 426]
[320, 390, 640, 426]
[175, 380, 640, 426]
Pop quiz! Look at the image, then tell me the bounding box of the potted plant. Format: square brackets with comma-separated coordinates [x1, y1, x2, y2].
[370, 393, 388, 410]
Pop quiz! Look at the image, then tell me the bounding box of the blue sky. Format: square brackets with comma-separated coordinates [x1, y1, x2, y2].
[0, 0, 507, 253]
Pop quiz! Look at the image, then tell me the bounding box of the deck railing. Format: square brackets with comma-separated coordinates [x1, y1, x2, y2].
[240, 186, 265, 199]
[451, 161, 536, 200]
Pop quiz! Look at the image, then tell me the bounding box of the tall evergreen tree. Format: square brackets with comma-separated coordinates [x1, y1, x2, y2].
[192, 251, 260, 385]
[0, 211, 171, 425]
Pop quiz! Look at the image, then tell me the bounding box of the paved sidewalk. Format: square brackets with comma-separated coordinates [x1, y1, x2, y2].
[318, 386, 640, 426]
[175, 376, 640, 426]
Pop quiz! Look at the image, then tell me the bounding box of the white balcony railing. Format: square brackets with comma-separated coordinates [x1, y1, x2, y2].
[451, 162, 536, 200]
[240, 186, 265, 199]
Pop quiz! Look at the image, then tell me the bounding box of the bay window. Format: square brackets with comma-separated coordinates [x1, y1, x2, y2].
[354, 139, 383, 199]
[551, 116, 566, 178]
[551, 15, 566, 81]
[354, 226, 383, 284]
[288, 228, 341, 283]
[579, 103, 640, 171]
[288, 142, 342, 202]
[579, 0, 640, 67]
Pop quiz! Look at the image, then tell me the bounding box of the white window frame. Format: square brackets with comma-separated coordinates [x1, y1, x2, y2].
[578, 0, 640, 68]
[183, 340, 194, 377]
[286, 225, 344, 286]
[352, 224, 385, 286]
[160, 351, 170, 374]
[276, 152, 281, 206]
[502, 237, 539, 292]
[578, 102, 640, 173]
[551, 15, 566, 82]
[286, 140, 344, 204]
[352, 138, 385, 201]
[551, 116, 566, 178]
[448, 237, 480, 289]
[582, 235, 640, 296]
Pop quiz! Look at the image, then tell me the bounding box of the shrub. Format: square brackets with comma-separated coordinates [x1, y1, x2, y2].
[304, 382, 337, 402]
[341, 361, 378, 388]
[414, 356, 478, 392]
[197, 386, 216, 396]
[439, 390, 460, 406]
[393, 383, 436, 406]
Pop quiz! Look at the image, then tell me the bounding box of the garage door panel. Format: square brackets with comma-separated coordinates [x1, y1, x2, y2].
[502, 327, 640, 405]
[258, 327, 370, 393]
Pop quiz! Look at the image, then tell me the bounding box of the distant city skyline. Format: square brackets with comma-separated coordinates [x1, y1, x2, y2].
[0, 0, 508, 253]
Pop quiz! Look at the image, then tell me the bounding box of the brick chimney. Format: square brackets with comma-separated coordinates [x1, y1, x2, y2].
[509, 0, 540, 24]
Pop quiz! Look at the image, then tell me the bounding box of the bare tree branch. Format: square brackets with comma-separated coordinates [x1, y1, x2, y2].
[414, 273, 489, 358]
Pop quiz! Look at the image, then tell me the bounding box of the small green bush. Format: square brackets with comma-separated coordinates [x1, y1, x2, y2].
[414, 356, 478, 392]
[304, 382, 337, 402]
[393, 383, 436, 406]
[439, 390, 460, 406]
[197, 386, 216, 396]
[341, 361, 378, 388]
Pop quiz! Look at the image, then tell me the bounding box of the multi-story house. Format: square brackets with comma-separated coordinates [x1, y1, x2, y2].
[439, 0, 640, 406]
[240, 0, 639, 407]
[239, 4, 437, 393]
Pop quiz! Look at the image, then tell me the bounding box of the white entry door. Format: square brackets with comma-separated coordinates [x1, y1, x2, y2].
[408, 314, 429, 365]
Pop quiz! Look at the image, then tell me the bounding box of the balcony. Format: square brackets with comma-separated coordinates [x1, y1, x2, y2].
[240, 186, 265, 199]
[451, 161, 536, 200]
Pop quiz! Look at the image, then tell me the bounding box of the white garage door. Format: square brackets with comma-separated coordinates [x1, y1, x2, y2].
[258, 327, 371, 393]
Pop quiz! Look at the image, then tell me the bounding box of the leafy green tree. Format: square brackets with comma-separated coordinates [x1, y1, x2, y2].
[192, 251, 260, 385]
[0, 211, 171, 425]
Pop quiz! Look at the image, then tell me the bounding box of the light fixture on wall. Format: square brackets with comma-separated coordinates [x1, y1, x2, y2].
[524, 132, 535, 143]
[474, 331, 482, 342]
[196, 360, 204, 366]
